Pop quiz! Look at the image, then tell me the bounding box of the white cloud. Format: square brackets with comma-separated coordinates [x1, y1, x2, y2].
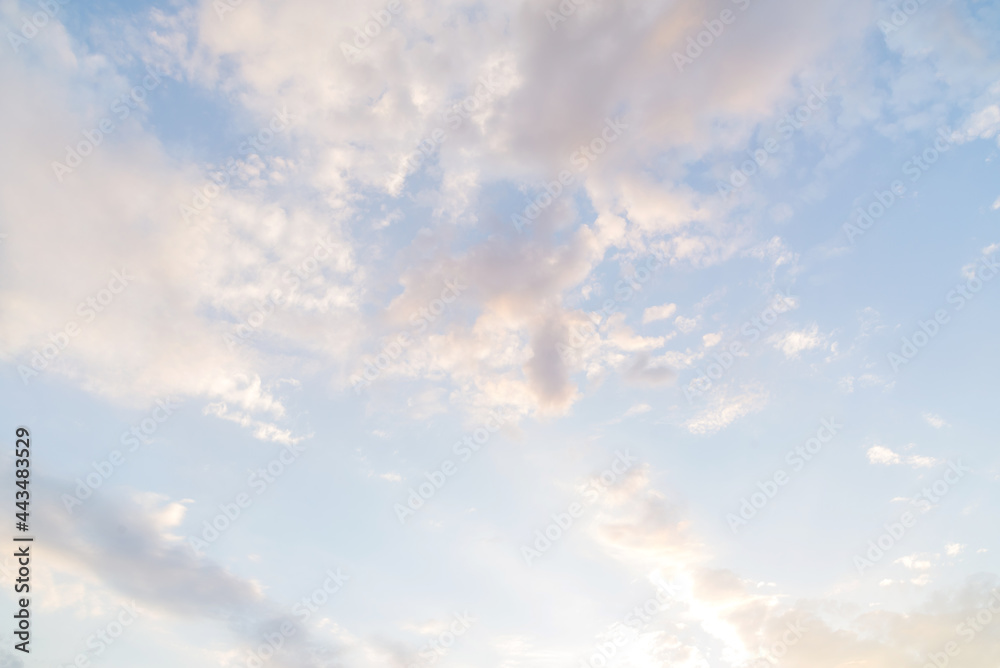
[895, 555, 932, 570]
[6, 1, 1000, 666]
[674, 315, 700, 334]
[908, 454, 939, 468]
[624, 403, 652, 417]
[769, 324, 828, 359]
[684, 385, 768, 435]
[581, 464, 1000, 668]
[702, 332, 723, 348]
[867, 444, 902, 465]
[643, 302, 677, 323]
[922, 412, 948, 429]
[867, 444, 939, 469]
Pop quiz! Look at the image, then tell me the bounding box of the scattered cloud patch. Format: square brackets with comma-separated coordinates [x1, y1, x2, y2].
[922, 412, 948, 429]
[643, 303, 677, 324]
[675, 316, 700, 334]
[769, 324, 828, 359]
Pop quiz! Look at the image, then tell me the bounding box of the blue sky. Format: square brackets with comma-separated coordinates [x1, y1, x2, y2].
[1, 0, 1000, 666]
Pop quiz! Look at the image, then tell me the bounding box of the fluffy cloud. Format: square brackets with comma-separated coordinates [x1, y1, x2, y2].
[684, 384, 769, 435]
[867, 443, 941, 469]
[769, 324, 829, 359]
[581, 465, 1000, 668]
[643, 302, 677, 323]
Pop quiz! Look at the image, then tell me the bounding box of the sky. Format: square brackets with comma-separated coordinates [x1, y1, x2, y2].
[1, 0, 1000, 666]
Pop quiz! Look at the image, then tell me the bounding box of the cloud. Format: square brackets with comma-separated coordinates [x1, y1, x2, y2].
[643, 302, 677, 323]
[37, 484, 348, 667]
[5, 0, 1000, 666]
[702, 332, 723, 348]
[40, 489, 263, 617]
[622, 352, 676, 387]
[867, 444, 902, 465]
[867, 444, 940, 468]
[946, 543, 966, 556]
[923, 412, 949, 429]
[674, 315, 700, 334]
[896, 555, 933, 570]
[684, 385, 768, 435]
[769, 324, 828, 359]
[0, 0, 961, 429]
[587, 465, 703, 572]
[581, 461, 1000, 668]
[624, 403, 652, 417]
[0, 37, 355, 442]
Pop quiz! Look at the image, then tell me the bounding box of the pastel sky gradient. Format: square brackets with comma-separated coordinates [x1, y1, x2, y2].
[1, 0, 1000, 666]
